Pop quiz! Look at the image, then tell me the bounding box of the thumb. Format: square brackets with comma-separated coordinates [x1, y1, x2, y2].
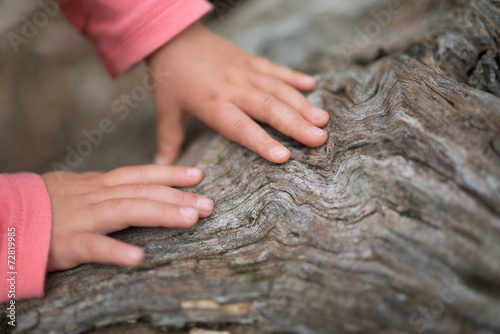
[73, 232, 145, 267]
[155, 107, 186, 165]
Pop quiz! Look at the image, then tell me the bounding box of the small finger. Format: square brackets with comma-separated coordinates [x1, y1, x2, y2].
[103, 165, 203, 188]
[155, 107, 186, 165]
[95, 198, 200, 230]
[72, 233, 145, 267]
[96, 184, 213, 218]
[237, 91, 328, 148]
[250, 56, 317, 91]
[200, 103, 291, 163]
[249, 74, 329, 127]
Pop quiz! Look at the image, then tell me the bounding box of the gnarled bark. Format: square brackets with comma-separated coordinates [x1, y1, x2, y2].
[3, 0, 500, 333]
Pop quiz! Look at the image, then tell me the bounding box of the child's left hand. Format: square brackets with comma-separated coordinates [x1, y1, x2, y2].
[147, 21, 330, 165]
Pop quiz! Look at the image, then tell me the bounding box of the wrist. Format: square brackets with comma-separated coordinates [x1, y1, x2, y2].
[146, 20, 207, 67]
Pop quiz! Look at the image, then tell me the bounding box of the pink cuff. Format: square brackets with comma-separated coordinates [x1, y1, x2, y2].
[105, 0, 213, 76]
[59, 0, 213, 77]
[0, 173, 52, 302]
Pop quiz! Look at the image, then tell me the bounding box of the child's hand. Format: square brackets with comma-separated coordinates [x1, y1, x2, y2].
[147, 21, 330, 165]
[41, 165, 213, 272]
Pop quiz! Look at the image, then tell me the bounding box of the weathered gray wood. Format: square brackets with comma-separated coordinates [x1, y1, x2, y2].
[2, 0, 500, 333]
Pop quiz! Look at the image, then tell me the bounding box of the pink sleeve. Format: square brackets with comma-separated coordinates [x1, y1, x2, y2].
[57, 0, 213, 77]
[0, 174, 52, 303]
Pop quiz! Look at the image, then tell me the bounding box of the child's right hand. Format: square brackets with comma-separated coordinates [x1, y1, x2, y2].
[147, 21, 330, 165]
[41, 165, 213, 272]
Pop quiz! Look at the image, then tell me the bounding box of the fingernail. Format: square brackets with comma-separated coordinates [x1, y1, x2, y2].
[300, 75, 316, 86]
[310, 107, 328, 121]
[311, 127, 328, 137]
[127, 247, 143, 262]
[181, 207, 198, 221]
[187, 167, 202, 178]
[154, 154, 167, 165]
[197, 197, 213, 213]
[271, 146, 290, 160]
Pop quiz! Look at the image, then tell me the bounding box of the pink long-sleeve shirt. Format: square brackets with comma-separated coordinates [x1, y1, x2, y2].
[1, 0, 212, 303]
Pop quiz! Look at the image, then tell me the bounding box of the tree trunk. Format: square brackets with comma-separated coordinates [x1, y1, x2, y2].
[4, 0, 500, 333]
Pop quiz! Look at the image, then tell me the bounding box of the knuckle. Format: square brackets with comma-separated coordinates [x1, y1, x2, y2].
[271, 109, 303, 136]
[173, 165, 188, 176]
[131, 184, 148, 198]
[260, 76, 281, 94]
[231, 118, 252, 133]
[107, 198, 132, 216]
[94, 200, 107, 214]
[266, 104, 287, 125]
[186, 193, 199, 207]
[255, 131, 272, 148]
[262, 96, 278, 111]
[224, 74, 247, 86]
[160, 204, 176, 221]
[299, 99, 312, 113]
[101, 170, 119, 186]
[176, 191, 188, 205]
[251, 56, 270, 69]
[177, 192, 198, 211]
[131, 165, 149, 178]
[266, 76, 280, 87]
[291, 112, 305, 124]
[280, 66, 295, 78]
[81, 235, 95, 258]
[267, 111, 282, 128]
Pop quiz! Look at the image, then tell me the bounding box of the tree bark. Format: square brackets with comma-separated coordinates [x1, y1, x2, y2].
[3, 0, 500, 333]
